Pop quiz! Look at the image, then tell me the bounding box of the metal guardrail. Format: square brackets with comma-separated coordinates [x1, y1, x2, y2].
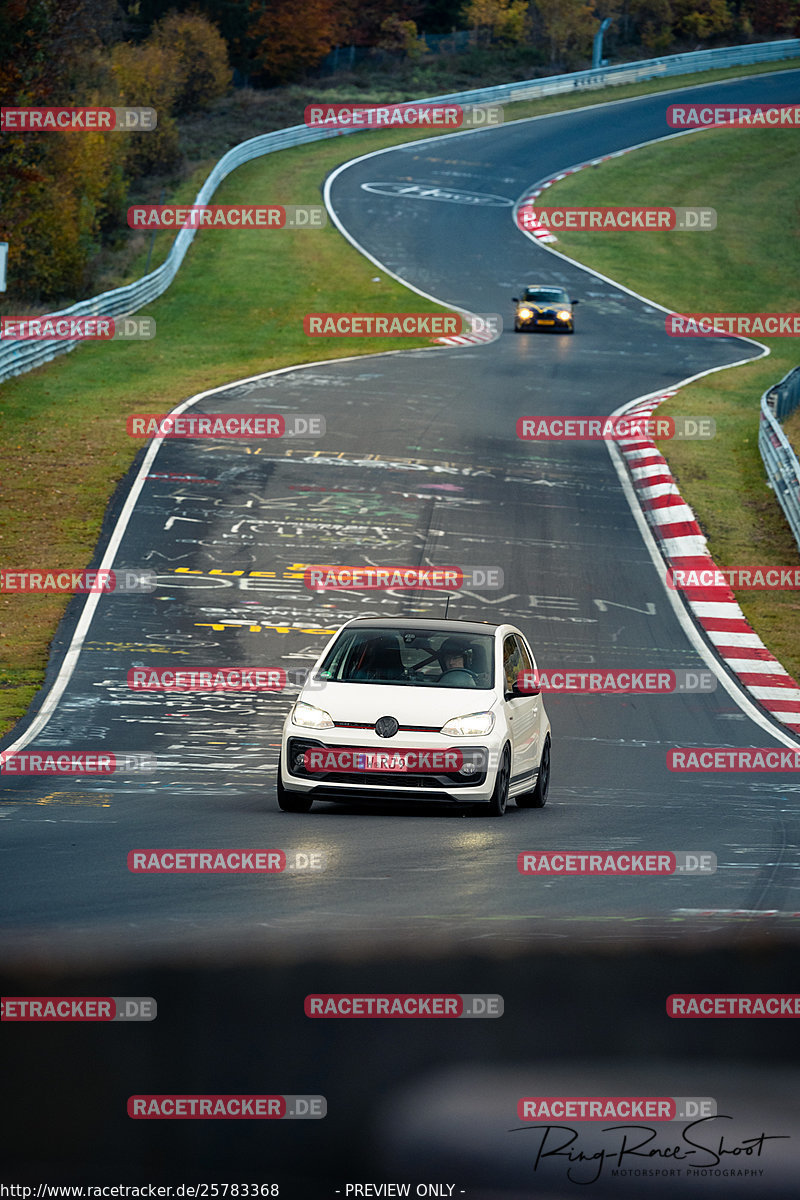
[0, 123, 342, 383]
[411, 37, 800, 104]
[765, 364, 800, 422]
[760, 368, 800, 553]
[1, 37, 798, 386]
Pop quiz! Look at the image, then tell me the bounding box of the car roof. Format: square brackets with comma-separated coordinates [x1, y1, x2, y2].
[339, 617, 502, 635]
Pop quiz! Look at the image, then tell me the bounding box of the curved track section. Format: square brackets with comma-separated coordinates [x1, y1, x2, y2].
[2, 73, 800, 955]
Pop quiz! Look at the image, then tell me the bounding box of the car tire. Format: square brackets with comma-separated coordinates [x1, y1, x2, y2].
[276, 757, 313, 813]
[484, 746, 510, 817]
[517, 735, 550, 808]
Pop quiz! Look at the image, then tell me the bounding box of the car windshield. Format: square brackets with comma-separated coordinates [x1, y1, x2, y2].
[315, 627, 495, 689]
[522, 288, 569, 304]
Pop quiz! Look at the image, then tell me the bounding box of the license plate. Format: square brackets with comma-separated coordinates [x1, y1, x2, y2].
[355, 751, 409, 772]
[538, 319, 555, 325]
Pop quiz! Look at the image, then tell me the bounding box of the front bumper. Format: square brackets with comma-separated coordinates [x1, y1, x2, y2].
[516, 312, 572, 331]
[281, 734, 496, 803]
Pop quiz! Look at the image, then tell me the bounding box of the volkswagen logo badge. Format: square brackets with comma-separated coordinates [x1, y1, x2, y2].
[375, 715, 399, 738]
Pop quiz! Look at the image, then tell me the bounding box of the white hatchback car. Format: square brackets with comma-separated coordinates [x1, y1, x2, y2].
[277, 617, 551, 816]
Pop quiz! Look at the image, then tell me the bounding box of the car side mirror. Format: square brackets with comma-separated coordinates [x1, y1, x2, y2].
[571, 298, 580, 305]
[509, 678, 540, 698]
[512, 297, 519, 303]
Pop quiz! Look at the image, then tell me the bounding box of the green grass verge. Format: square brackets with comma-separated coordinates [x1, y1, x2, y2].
[528, 126, 800, 683]
[1, 59, 799, 735]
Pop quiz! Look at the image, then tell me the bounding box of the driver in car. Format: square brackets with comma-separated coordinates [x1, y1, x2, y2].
[440, 637, 472, 674]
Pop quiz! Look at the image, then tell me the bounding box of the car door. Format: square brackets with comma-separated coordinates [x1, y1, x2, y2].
[502, 634, 539, 786]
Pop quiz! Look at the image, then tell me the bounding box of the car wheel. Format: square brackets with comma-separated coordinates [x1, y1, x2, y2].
[276, 757, 313, 813]
[484, 746, 510, 817]
[517, 735, 550, 809]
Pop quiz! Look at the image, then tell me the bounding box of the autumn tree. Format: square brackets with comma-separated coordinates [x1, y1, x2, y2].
[741, 0, 800, 36]
[377, 15, 429, 57]
[151, 9, 231, 112]
[534, 0, 597, 62]
[672, 0, 732, 38]
[462, 0, 529, 45]
[111, 39, 182, 171]
[0, 0, 129, 302]
[334, 0, 424, 46]
[416, 0, 465, 33]
[246, 0, 340, 84]
[625, 0, 674, 50]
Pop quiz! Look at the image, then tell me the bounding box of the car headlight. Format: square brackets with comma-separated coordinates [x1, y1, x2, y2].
[517, 307, 533, 319]
[440, 710, 495, 736]
[292, 701, 334, 730]
[557, 310, 571, 321]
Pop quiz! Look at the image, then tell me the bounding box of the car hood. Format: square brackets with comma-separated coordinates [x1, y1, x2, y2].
[297, 681, 496, 728]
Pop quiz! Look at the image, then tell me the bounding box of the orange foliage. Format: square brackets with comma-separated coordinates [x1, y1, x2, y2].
[151, 10, 231, 113]
[247, 0, 340, 83]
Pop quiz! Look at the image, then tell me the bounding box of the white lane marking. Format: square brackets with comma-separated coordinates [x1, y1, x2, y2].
[0, 348, 450, 757]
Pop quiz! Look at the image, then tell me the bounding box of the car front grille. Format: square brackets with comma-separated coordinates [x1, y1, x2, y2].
[286, 737, 487, 789]
[333, 721, 442, 733]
